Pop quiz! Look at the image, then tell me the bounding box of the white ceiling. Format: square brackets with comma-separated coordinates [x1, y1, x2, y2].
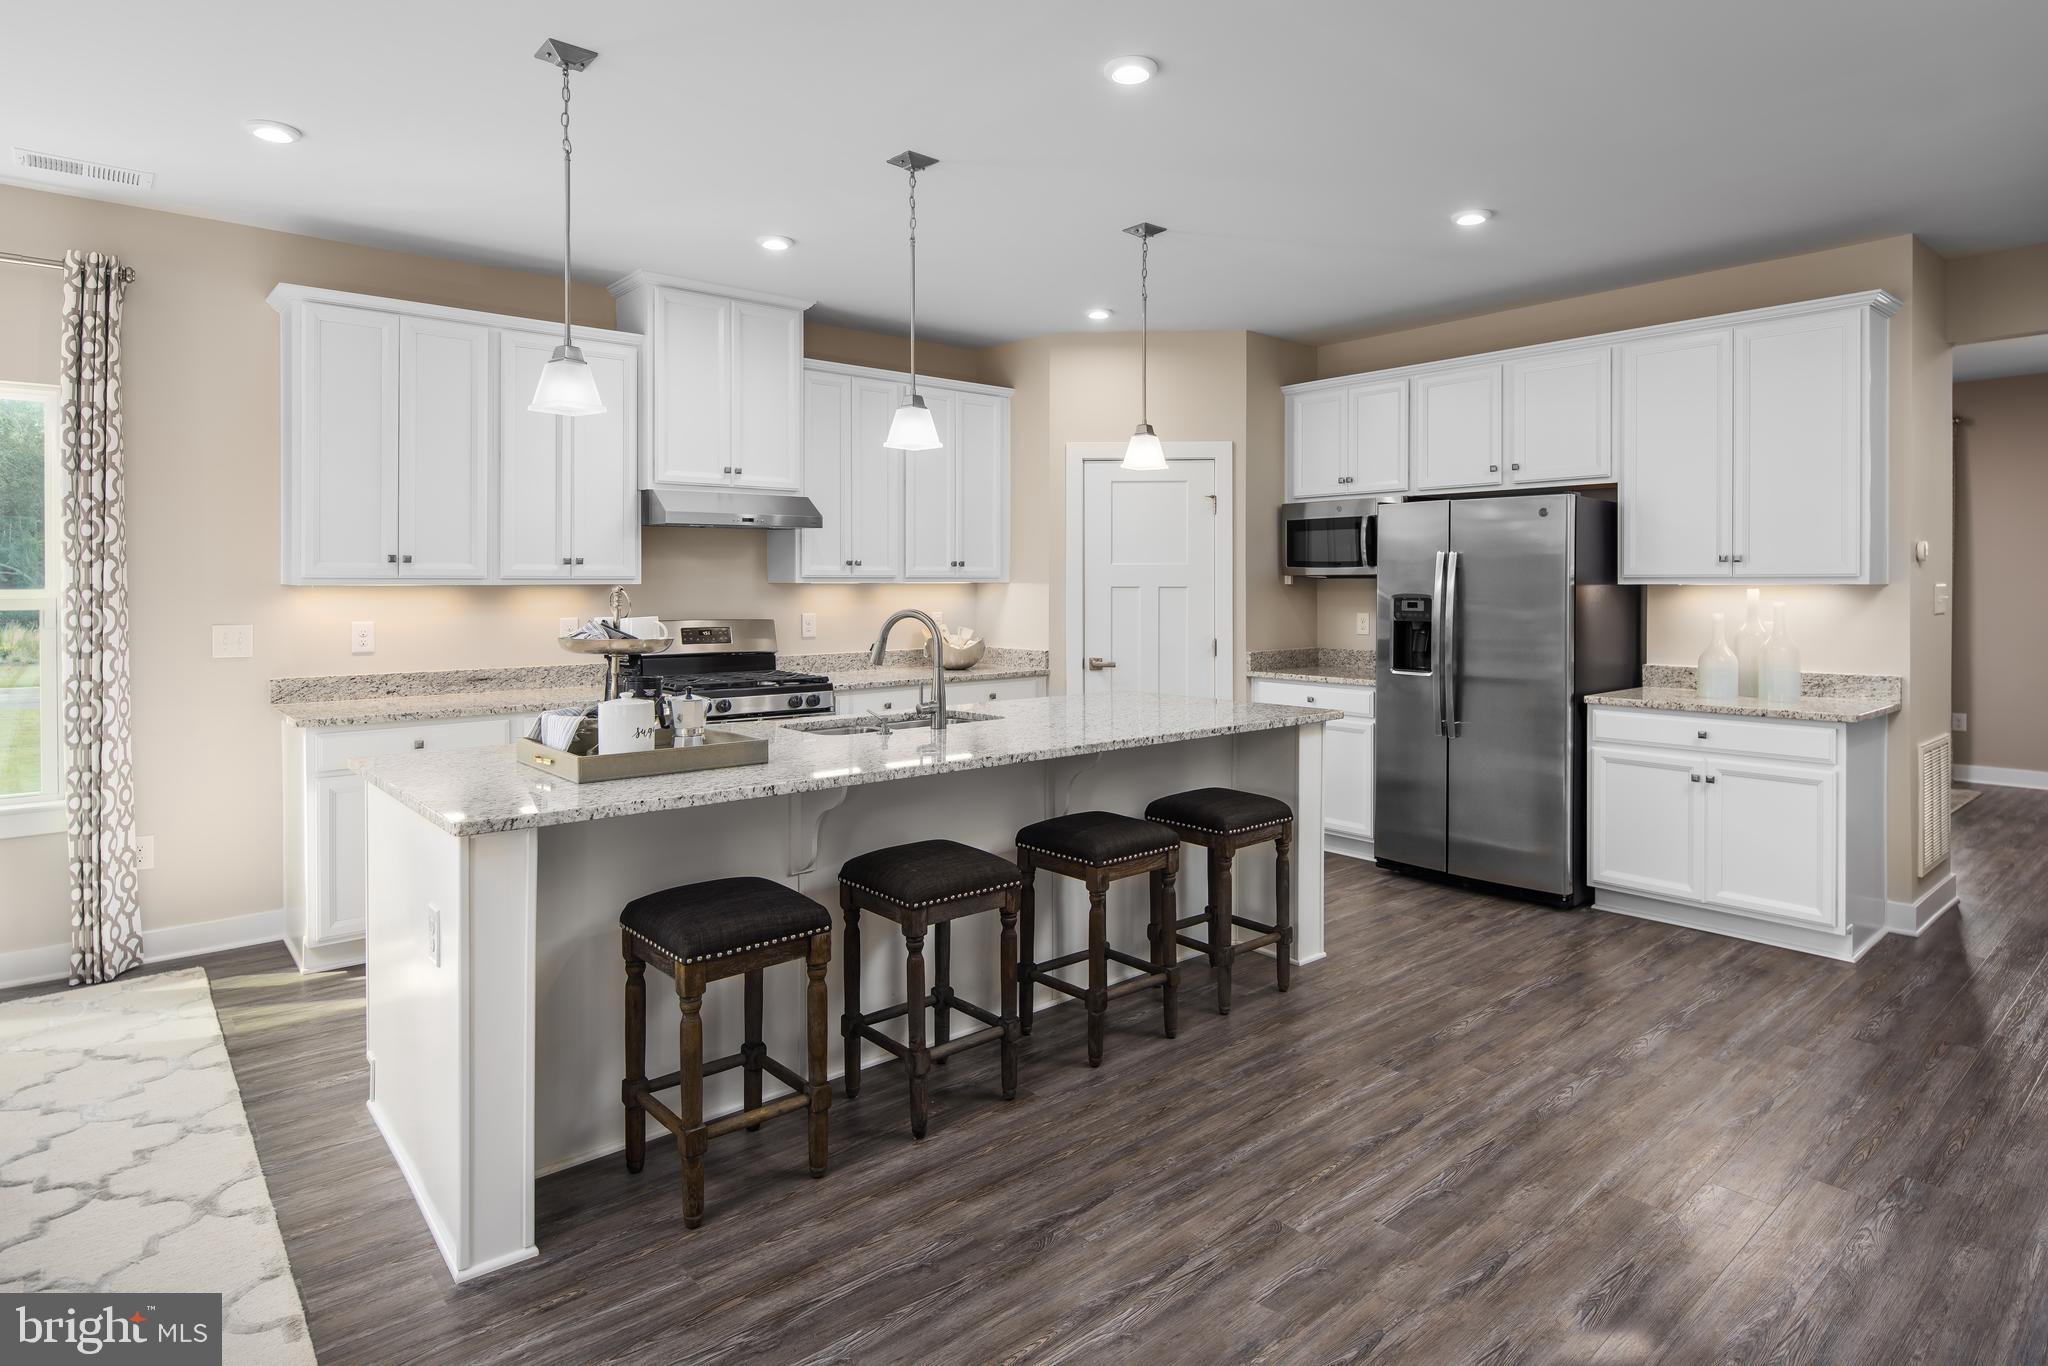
[1954, 334, 2048, 382]
[7, 1, 2047, 347]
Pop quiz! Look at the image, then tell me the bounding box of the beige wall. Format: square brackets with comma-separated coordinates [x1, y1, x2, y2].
[1953, 373, 2048, 773]
[1947, 242, 2048, 346]
[0, 185, 987, 957]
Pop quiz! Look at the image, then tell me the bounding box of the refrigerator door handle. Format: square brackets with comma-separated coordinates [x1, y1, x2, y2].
[1442, 549, 1463, 738]
[1430, 549, 1449, 737]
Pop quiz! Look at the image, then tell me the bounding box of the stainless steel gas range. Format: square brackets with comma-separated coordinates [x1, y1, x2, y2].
[624, 619, 835, 720]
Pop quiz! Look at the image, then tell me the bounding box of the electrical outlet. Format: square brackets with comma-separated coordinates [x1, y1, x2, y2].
[350, 621, 375, 655]
[1952, 712, 1968, 733]
[559, 616, 580, 638]
[800, 612, 817, 640]
[425, 902, 441, 967]
[1356, 612, 1372, 637]
[1933, 582, 1951, 616]
[132, 834, 156, 871]
[210, 625, 252, 659]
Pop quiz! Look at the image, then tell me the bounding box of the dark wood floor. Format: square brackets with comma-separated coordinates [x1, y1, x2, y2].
[19, 786, 2048, 1364]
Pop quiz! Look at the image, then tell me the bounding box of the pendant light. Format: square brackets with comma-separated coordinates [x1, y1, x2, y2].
[530, 40, 605, 417]
[883, 151, 944, 451]
[1122, 222, 1168, 470]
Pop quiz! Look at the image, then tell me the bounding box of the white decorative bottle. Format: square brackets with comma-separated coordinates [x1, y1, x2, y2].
[1696, 612, 1739, 700]
[1733, 588, 1769, 698]
[1761, 602, 1802, 704]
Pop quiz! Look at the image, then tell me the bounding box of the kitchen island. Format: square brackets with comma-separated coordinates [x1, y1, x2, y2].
[354, 691, 1335, 1281]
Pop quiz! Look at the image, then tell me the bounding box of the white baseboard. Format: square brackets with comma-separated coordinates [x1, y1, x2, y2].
[368, 1098, 538, 1284]
[1885, 873, 1960, 936]
[0, 908, 285, 991]
[1326, 831, 1375, 862]
[1954, 764, 2048, 791]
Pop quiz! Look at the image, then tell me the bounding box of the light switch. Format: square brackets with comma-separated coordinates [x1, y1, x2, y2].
[350, 621, 375, 655]
[800, 613, 817, 640]
[1933, 582, 1951, 616]
[211, 625, 252, 659]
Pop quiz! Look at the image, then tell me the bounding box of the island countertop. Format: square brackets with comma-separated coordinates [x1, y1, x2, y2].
[354, 692, 1338, 837]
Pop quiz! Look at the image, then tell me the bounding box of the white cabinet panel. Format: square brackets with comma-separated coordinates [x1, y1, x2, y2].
[796, 370, 852, 578]
[494, 334, 637, 582]
[904, 389, 959, 579]
[848, 380, 906, 578]
[1287, 389, 1347, 499]
[849, 685, 924, 716]
[1413, 364, 1502, 492]
[958, 675, 1047, 704]
[311, 773, 367, 945]
[1704, 758, 1840, 928]
[397, 315, 491, 580]
[293, 303, 399, 580]
[954, 390, 1009, 579]
[647, 287, 733, 487]
[495, 333, 569, 579]
[1324, 714, 1375, 840]
[1348, 380, 1409, 495]
[730, 300, 804, 490]
[568, 342, 640, 581]
[1589, 745, 1703, 902]
[1507, 345, 1612, 486]
[1620, 328, 1732, 580]
[1734, 309, 1864, 580]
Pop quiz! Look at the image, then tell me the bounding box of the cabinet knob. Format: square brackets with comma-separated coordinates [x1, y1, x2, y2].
[574, 557, 585, 565]
[1732, 555, 1744, 564]
[1705, 774, 1717, 784]
[1511, 463, 1521, 471]
[386, 553, 398, 564]
[1489, 464, 1499, 473]
[413, 739, 426, 750]
[1717, 554, 1730, 563]
[401, 554, 413, 563]
[1691, 773, 1702, 782]
[722, 466, 733, 475]
[1306, 696, 1317, 703]
[856, 559, 863, 567]
[563, 557, 573, 566]
[1697, 730, 1708, 739]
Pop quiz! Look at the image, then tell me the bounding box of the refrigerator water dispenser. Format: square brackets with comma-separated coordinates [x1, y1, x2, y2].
[1390, 594, 1433, 674]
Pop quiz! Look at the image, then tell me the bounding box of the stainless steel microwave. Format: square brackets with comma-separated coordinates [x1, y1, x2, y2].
[1279, 498, 1395, 577]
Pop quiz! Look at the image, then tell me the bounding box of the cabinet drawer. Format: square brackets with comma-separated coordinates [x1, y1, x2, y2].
[960, 675, 1045, 704]
[1588, 707, 1835, 764]
[311, 715, 516, 774]
[1249, 679, 1374, 718]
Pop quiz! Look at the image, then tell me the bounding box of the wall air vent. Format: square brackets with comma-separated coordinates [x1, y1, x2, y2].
[1917, 733, 1953, 877]
[11, 147, 155, 190]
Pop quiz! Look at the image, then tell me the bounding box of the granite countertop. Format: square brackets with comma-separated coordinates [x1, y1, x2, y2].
[354, 692, 1342, 837]
[817, 661, 1048, 692]
[1245, 647, 1376, 687]
[1585, 665, 1903, 724]
[274, 686, 601, 728]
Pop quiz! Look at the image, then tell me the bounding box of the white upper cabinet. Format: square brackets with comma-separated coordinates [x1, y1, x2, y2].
[609, 272, 812, 494]
[1286, 389, 1346, 498]
[1506, 345, 1612, 486]
[793, 369, 853, 579]
[953, 390, 1009, 578]
[1620, 327, 1732, 581]
[903, 388, 960, 579]
[272, 284, 640, 586]
[847, 379, 907, 578]
[1286, 379, 1407, 499]
[1413, 364, 1503, 492]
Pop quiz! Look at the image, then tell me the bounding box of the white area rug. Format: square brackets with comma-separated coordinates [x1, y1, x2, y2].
[0, 968, 316, 1364]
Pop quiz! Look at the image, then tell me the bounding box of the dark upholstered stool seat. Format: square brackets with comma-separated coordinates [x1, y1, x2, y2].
[1145, 787, 1293, 837]
[839, 839, 1023, 911]
[1015, 811, 1180, 868]
[621, 877, 830, 966]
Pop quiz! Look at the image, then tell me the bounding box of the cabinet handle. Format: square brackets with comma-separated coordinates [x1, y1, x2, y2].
[1731, 555, 1744, 564]
[1489, 464, 1499, 473]
[1511, 463, 1521, 471]
[988, 691, 997, 700]
[1306, 696, 1317, 703]
[856, 559, 863, 567]
[1697, 730, 1708, 739]
[563, 557, 573, 566]
[386, 553, 398, 564]
[401, 554, 413, 563]
[574, 557, 585, 565]
[1717, 554, 1730, 563]
[733, 467, 743, 476]
[722, 466, 733, 475]
[1705, 774, 1717, 784]
[1691, 773, 1702, 783]
[413, 739, 426, 750]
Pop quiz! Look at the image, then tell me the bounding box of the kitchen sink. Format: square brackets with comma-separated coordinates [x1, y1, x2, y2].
[784, 709, 1003, 737]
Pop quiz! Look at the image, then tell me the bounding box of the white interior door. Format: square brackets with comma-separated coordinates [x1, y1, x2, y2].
[1080, 456, 1221, 699]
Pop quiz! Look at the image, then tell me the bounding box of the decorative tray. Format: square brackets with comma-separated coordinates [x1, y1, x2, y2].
[514, 729, 768, 784]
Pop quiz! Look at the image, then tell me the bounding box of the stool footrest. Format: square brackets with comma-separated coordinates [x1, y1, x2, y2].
[1034, 948, 1090, 973]
[706, 1091, 810, 1140]
[1175, 932, 1214, 953]
[856, 1026, 909, 1060]
[760, 1055, 808, 1096]
[931, 1024, 1007, 1061]
[1175, 912, 1209, 930]
[1231, 915, 1280, 935]
[946, 996, 1006, 1032]
[1105, 948, 1156, 974]
[1035, 966, 1171, 1003]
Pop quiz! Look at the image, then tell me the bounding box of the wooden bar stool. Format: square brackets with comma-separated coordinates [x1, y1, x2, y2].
[620, 877, 832, 1228]
[1145, 788, 1294, 1014]
[839, 839, 1025, 1139]
[1014, 811, 1181, 1066]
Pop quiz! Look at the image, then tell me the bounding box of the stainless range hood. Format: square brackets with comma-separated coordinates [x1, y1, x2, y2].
[641, 488, 822, 530]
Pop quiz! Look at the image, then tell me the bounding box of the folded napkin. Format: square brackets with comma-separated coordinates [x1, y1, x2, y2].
[528, 704, 599, 753]
[564, 619, 634, 640]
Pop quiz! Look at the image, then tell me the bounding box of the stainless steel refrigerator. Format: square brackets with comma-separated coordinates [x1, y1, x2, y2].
[1374, 494, 1640, 906]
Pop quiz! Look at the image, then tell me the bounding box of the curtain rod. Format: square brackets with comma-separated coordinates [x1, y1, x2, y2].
[1, 251, 137, 283]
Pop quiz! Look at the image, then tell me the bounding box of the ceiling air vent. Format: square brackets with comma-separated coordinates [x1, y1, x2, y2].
[11, 148, 154, 190]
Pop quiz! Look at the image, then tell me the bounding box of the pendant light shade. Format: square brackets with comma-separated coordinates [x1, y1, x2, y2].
[1121, 222, 1167, 471]
[531, 39, 605, 417]
[885, 151, 942, 451]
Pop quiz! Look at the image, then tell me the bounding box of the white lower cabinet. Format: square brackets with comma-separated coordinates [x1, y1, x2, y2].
[842, 674, 1045, 717]
[1248, 679, 1374, 849]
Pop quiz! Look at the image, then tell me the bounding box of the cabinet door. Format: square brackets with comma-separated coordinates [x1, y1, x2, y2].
[1704, 758, 1840, 927]
[1287, 389, 1347, 498]
[1507, 345, 1612, 486]
[397, 315, 491, 580]
[647, 287, 732, 487]
[1589, 745, 1703, 901]
[293, 303, 399, 580]
[847, 378, 906, 578]
[1733, 309, 1863, 580]
[568, 342, 640, 581]
[495, 332, 569, 579]
[1348, 380, 1409, 494]
[796, 370, 852, 578]
[1413, 365, 1503, 491]
[729, 301, 804, 491]
[1620, 328, 1732, 580]
[311, 772, 367, 946]
[954, 391, 1008, 579]
[903, 389, 959, 578]
[1324, 714, 1375, 840]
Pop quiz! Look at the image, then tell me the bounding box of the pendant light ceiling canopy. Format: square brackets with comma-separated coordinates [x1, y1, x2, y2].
[883, 150, 944, 451]
[530, 38, 605, 417]
[1122, 222, 1168, 471]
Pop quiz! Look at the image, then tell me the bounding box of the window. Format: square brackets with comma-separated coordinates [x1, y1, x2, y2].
[0, 381, 62, 837]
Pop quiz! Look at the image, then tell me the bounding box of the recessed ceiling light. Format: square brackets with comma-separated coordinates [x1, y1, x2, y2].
[245, 119, 302, 145]
[1087, 307, 1113, 322]
[1103, 56, 1158, 86]
[758, 235, 795, 252]
[1452, 208, 1493, 227]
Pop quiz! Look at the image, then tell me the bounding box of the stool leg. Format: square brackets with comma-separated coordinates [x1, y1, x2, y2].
[932, 920, 952, 1064]
[742, 968, 765, 1130]
[676, 970, 707, 1228]
[903, 921, 931, 1139]
[1211, 846, 1235, 1016]
[1017, 855, 1036, 1037]
[998, 895, 1020, 1101]
[1086, 877, 1109, 1068]
[1275, 826, 1294, 993]
[840, 892, 862, 1100]
[1154, 857, 1179, 1040]
[805, 934, 831, 1178]
[622, 951, 647, 1174]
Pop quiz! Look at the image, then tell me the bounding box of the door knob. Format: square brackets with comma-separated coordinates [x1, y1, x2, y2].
[1086, 657, 1117, 671]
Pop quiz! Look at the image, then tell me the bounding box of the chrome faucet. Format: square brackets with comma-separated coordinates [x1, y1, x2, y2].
[869, 608, 948, 733]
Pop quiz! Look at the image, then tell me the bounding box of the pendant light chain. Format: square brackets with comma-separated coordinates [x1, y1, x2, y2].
[559, 63, 575, 350]
[906, 163, 920, 400]
[1139, 230, 1150, 427]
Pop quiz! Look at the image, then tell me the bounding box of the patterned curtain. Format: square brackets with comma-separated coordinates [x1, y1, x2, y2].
[61, 251, 140, 986]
